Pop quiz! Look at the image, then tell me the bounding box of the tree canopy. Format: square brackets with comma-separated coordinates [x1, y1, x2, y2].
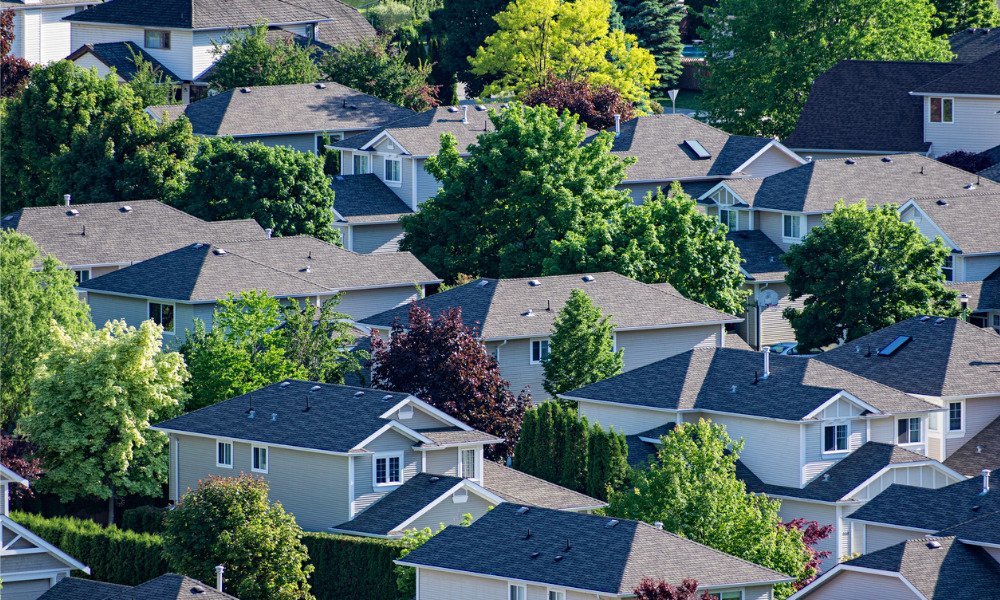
[782, 200, 958, 349]
[523, 76, 637, 130]
[209, 22, 322, 92]
[427, 0, 508, 97]
[469, 0, 658, 104]
[617, 0, 685, 93]
[542, 288, 624, 396]
[634, 578, 714, 600]
[163, 474, 314, 600]
[929, 0, 1000, 36]
[1, 8, 32, 98]
[321, 36, 440, 112]
[699, 0, 952, 137]
[126, 47, 181, 108]
[1, 230, 91, 429]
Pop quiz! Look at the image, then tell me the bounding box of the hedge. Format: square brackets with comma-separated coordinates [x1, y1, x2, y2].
[122, 505, 168, 535]
[301, 532, 407, 600]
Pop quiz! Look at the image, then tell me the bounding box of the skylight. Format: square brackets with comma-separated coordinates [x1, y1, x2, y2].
[683, 139, 711, 159]
[877, 336, 911, 357]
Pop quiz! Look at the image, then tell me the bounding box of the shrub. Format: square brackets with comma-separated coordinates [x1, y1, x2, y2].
[122, 505, 169, 535]
[301, 532, 406, 600]
[369, 1, 415, 33]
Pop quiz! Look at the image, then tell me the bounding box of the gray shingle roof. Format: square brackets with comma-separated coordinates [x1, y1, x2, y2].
[37, 578, 131, 600]
[936, 511, 1000, 545]
[38, 574, 238, 600]
[360, 272, 740, 340]
[914, 51, 1000, 95]
[949, 29, 1000, 64]
[816, 316, 1000, 397]
[979, 162, 1000, 184]
[398, 503, 792, 594]
[78, 235, 440, 302]
[331, 174, 414, 223]
[726, 230, 787, 281]
[153, 380, 445, 453]
[783, 60, 959, 153]
[725, 154, 998, 213]
[331, 473, 472, 536]
[480, 462, 606, 510]
[0, 200, 264, 269]
[906, 193, 1000, 254]
[625, 423, 678, 469]
[147, 83, 413, 137]
[415, 429, 503, 447]
[840, 536, 1000, 600]
[67, 42, 180, 81]
[564, 347, 937, 421]
[944, 415, 1000, 476]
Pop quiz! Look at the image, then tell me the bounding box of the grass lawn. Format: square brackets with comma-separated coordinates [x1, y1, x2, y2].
[654, 89, 704, 112]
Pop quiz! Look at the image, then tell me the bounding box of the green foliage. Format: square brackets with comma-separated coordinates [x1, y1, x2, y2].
[699, 0, 952, 137]
[369, 1, 416, 32]
[122, 505, 169, 535]
[210, 22, 322, 91]
[169, 137, 340, 244]
[782, 200, 958, 349]
[606, 419, 812, 599]
[280, 294, 370, 384]
[317, 132, 340, 177]
[617, 0, 685, 93]
[301, 532, 407, 600]
[321, 36, 440, 112]
[22, 320, 187, 521]
[10, 511, 170, 586]
[426, 0, 507, 97]
[394, 513, 473, 598]
[163, 474, 314, 600]
[126, 46, 180, 108]
[0, 231, 91, 429]
[543, 288, 624, 396]
[586, 421, 628, 500]
[930, 0, 1000, 35]
[470, 0, 658, 104]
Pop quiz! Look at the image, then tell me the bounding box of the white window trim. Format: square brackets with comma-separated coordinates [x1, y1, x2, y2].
[458, 447, 480, 482]
[897, 417, 923, 445]
[529, 338, 549, 364]
[74, 268, 91, 285]
[509, 583, 527, 600]
[546, 589, 567, 600]
[782, 213, 804, 243]
[946, 400, 965, 436]
[928, 97, 954, 124]
[148, 301, 176, 335]
[353, 153, 371, 175]
[251, 445, 269, 473]
[144, 29, 170, 50]
[822, 421, 850, 455]
[216, 439, 233, 468]
[315, 132, 344, 154]
[707, 590, 743, 600]
[719, 208, 738, 231]
[384, 156, 402, 186]
[372, 451, 404, 487]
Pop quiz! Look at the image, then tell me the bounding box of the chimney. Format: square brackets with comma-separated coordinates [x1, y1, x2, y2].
[462, 105, 468, 124]
[762, 347, 770, 379]
[614, 114, 621, 137]
[215, 565, 225, 592]
[654, 521, 663, 530]
[265, 228, 273, 239]
[64, 194, 71, 206]
[981, 469, 991, 495]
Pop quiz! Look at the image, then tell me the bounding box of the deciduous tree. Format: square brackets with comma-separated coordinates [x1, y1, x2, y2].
[126, 47, 180, 108]
[0, 433, 42, 507]
[0, 8, 32, 98]
[929, 0, 1000, 36]
[369, 303, 531, 460]
[633, 578, 714, 600]
[937, 149, 994, 174]
[209, 22, 322, 92]
[163, 474, 314, 600]
[523, 76, 636, 130]
[543, 288, 624, 396]
[782, 200, 958, 350]
[279, 294, 369, 385]
[321, 36, 439, 112]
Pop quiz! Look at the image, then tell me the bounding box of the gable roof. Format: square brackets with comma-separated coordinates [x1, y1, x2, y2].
[152, 380, 474, 453]
[913, 50, 1000, 96]
[36, 577, 130, 600]
[944, 414, 1000, 476]
[331, 174, 414, 223]
[945, 271, 1000, 313]
[78, 235, 439, 302]
[723, 154, 997, 213]
[147, 83, 414, 137]
[903, 193, 1000, 254]
[67, 42, 180, 82]
[949, 28, 1000, 64]
[1, 200, 265, 269]
[783, 60, 960, 153]
[726, 230, 788, 281]
[480, 461, 606, 511]
[980, 162, 1000, 183]
[106, 574, 237, 600]
[360, 272, 740, 340]
[1, 515, 90, 574]
[816, 316, 1000, 397]
[0, 464, 29, 486]
[397, 503, 792, 595]
[563, 347, 937, 422]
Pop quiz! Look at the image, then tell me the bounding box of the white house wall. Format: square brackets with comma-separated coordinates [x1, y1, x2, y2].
[798, 570, 921, 600]
[963, 255, 1000, 282]
[947, 395, 1000, 457]
[924, 96, 1000, 156]
[71, 24, 194, 81]
[424, 448, 459, 477]
[333, 287, 418, 320]
[855, 464, 958, 502]
[414, 159, 441, 206]
[71, 53, 126, 81]
[403, 491, 494, 534]
[775, 499, 839, 565]
[191, 30, 223, 80]
[348, 224, 405, 254]
[351, 428, 420, 516]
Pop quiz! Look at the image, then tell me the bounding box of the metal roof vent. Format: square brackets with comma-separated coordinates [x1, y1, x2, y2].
[271, 413, 278, 421]
[382, 394, 393, 400]
[500, 103, 509, 109]
[977, 445, 983, 454]
[311, 385, 321, 391]
[354, 391, 364, 397]
[68, 209, 80, 215]
[516, 506, 529, 514]
[315, 83, 326, 89]
[844, 159, 856, 165]
[768, 256, 776, 263]
[531, 552, 540, 558]
[881, 157, 892, 163]
[241, 87, 251, 93]
[122, 205, 133, 212]
[965, 183, 976, 190]
[477, 279, 490, 286]
[854, 345, 861, 353]
[448, 106, 459, 112]
[192, 586, 205, 594]
[214, 248, 227, 255]
[303, 265, 312, 273]
[730, 385, 738, 393]
[3, 215, 12, 221]
[280, 381, 291, 388]
[937, 199, 948, 206]
[683, 139, 711, 159]
[919, 315, 930, 322]
[935, 317, 946, 324]
[523, 309, 535, 317]
[554, 555, 563, 561]
[926, 540, 941, 549]
[192, 243, 204, 249]
[248, 410, 256, 419]
[348, 104, 357, 110]
[582, 275, 595, 282]
[529, 280, 541, 286]
[476, 104, 488, 111]
[822, 473, 831, 482]
[430, 476, 439, 482]
[606, 519, 619, 528]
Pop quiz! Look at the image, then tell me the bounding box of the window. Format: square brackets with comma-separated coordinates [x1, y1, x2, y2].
[823, 423, 848, 453]
[707, 593, 742, 600]
[148, 302, 175, 333]
[315, 132, 343, 154]
[509, 585, 526, 600]
[144, 29, 170, 49]
[252, 446, 268, 473]
[898, 417, 921, 444]
[530, 339, 549, 364]
[548, 591, 566, 600]
[948, 402, 963, 432]
[216, 441, 233, 468]
[353, 154, 370, 174]
[374, 452, 402, 486]
[305, 23, 315, 40]
[782, 214, 802, 240]
[460, 448, 476, 479]
[385, 158, 401, 183]
[711, 187, 737, 206]
[993, 314, 1000, 329]
[941, 254, 953, 281]
[929, 97, 953, 123]
[75, 269, 91, 285]
[719, 209, 737, 231]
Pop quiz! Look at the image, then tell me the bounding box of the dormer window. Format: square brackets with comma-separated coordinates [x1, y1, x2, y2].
[929, 98, 953, 123]
[145, 30, 171, 50]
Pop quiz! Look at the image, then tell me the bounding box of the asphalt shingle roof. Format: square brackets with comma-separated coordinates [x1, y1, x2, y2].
[332, 473, 470, 536]
[907, 193, 1000, 254]
[936, 511, 1000, 545]
[398, 503, 792, 594]
[946, 273, 1000, 312]
[625, 423, 678, 469]
[480, 462, 606, 510]
[948, 28, 1000, 64]
[726, 230, 787, 281]
[841, 536, 1000, 600]
[0, 200, 264, 269]
[147, 83, 413, 137]
[39, 574, 237, 600]
[816, 316, 1000, 397]
[725, 154, 998, 213]
[360, 272, 740, 340]
[914, 50, 1000, 95]
[783, 60, 960, 153]
[414, 429, 503, 447]
[564, 347, 937, 422]
[37, 578, 130, 600]
[78, 235, 439, 302]
[331, 174, 414, 223]
[944, 414, 1000, 476]
[978, 162, 1000, 184]
[67, 42, 180, 81]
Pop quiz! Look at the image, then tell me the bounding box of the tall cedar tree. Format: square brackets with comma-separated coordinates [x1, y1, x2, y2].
[209, 22, 322, 92]
[523, 77, 637, 130]
[616, 0, 685, 93]
[634, 578, 714, 600]
[543, 288, 624, 396]
[929, 0, 1000, 36]
[700, 0, 951, 138]
[559, 411, 589, 491]
[782, 200, 958, 350]
[1, 231, 92, 429]
[512, 407, 538, 472]
[369, 303, 531, 460]
[163, 475, 314, 600]
[426, 0, 507, 97]
[1, 8, 32, 97]
[321, 36, 440, 112]
[585, 422, 627, 500]
[512, 402, 599, 495]
[0, 434, 42, 507]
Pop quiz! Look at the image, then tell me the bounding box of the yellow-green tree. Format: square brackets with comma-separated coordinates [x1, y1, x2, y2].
[469, 0, 657, 104]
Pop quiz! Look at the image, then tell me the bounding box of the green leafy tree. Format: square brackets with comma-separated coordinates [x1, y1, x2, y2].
[210, 22, 322, 92]
[700, 0, 952, 137]
[163, 474, 314, 600]
[400, 102, 636, 281]
[279, 295, 369, 384]
[782, 200, 958, 350]
[22, 320, 187, 522]
[0, 231, 91, 430]
[126, 46, 180, 108]
[394, 513, 473, 598]
[930, 0, 1000, 36]
[543, 288, 624, 396]
[427, 0, 508, 97]
[169, 137, 339, 243]
[320, 37, 440, 112]
[617, 0, 685, 93]
[469, 0, 658, 104]
[317, 132, 340, 177]
[607, 419, 824, 598]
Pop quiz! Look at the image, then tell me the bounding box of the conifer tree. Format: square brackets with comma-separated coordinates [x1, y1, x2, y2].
[513, 408, 538, 473]
[617, 0, 685, 93]
[560, 413, 589, 492]
[535, 403, 559, 483]
[543, 288, 625, 396]
[586, 424, 614, 500]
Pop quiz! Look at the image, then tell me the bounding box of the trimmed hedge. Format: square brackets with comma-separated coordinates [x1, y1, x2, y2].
[122, 505, 168, 535]
[302, 532, 406, 600]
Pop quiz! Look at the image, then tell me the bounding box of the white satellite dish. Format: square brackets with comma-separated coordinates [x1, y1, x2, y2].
[758, 289, 780, 308]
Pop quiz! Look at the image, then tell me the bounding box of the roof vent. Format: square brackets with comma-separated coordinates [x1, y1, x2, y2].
[582, 275, 595, 282]
[477, 279, 490, 286]
[935, 317, 946, 325]
[606, 519, 619, 528]
[525, 528, 531, 539]
[382, 394, 393, 400]
[303, 265, 312, 273]
[192, 586, 205, 594]
[822, 473, 831, 482]
[476, 104, 488, 111]
[315, 83, 326, 89]
[529, 280, 541, 286]
[972, 504, 981, 511]
[926, 540, 941, 549]
[768, 256, 776, 263]
[192, 243, 204, 249]
[937, 199, 948, 206]
[530, 552, 540, 558]
[877, 336, 912, 357]
[683, 139, 711, 159]
[448, 106, 459, 112]
[280, 381, 291, 388]
[500, 103, 509, 109]
[430, 476, 440, 482]
[122, 205, 133, 212]
[241, 87, 251, 93]
[919, 315, 930, 322]
[335, 175, 345, 181]
[214, 248, 227, 255]
[965, 183, 976, 190]
[249, 410, 256, 419]
[348, 104, 357, 110]
[977, 445, 983, 454]
[311, 385, 321, 391]
[3, 215, 12, 221]
[730, 385, 738, 393]
[516, 506, 529, 515]
[554, 555, 563, 562]
[654, 522, 663, 530]
[854, 345, 861, 354]
[68, 208, 80, 216]
[881, 157, 892, 163]
[845, 159, 856, 165]
[271, 413, 278, 421]
[354, 391, 364, 397]
[523, 309, 535, 317]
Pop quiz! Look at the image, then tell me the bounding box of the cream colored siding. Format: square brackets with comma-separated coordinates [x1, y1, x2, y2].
[350, 223, 405, 254]
[1, 578, 54, 600]
[898, 205, 952, 252]
[743, 585, 775, 600]
[707, 414, 802, 487]
[235, 134, 317, 154]
[757, 282, 796, 350]
[402, 490, 494, 533]
[757, 212, 791, 251]
[963, 255, 1000, 282]
[497, 338, 546, 402]
[951, 396, 1000, 456]
[424, 448, 459, 476]
[168, 435, 178, 502]
[86, 292, 150, 329]
[924, 96, 1000, 156]
[71, 25, 194, 81]
[802, 419, 866, 482]
[776, 500, 839, 563]
[576, 401, 676, 435]
[415, 160, 442, 206]
[742, 146, 802, 177]
[617, 325, 720, 372]
[11, 11, 24, 58]
[868, 417, 894, 445]
[335, 287, 418, 320]
[805, 213, 825, 232]
[91, 265, 122, 278]
[30, 7, 76, 64]
[192, 30, 223, 80]
[863, 524, 927, 554]
[797, 570, 919, 600]
[352, 429, 421, 514]
[17, 9, 40, 63]
[418, 569, 507, 599]
[622, 182, 669, 204]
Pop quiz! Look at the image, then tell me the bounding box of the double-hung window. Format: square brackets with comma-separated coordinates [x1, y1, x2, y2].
[707, 592, 742, 600]
[929, 98, 953, 123]
[217, 441, 233, 468]
[898, 417, 921, 444]
[782, 214, 802, 241]
[460, 448, 476, 479]
[823, 423, 848, 453]
[530, 339, 549, 364]
[941, 255, 954, 282]
[547, 591, 566, 600]
[374, 452, 402, 486]
[948, 402, 963, 432]
[252, 446, 268, 473]
[719, 209, 737, 231]
[353, 154, 370, 174]
[148, 302, 175, 333]
[75, 269, 91, 285]
[144, 29, 170, 49]
[509, 585, 527, 600]
[385, 158, 401, 183]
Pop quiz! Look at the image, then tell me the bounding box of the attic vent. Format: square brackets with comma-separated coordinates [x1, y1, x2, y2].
[354, 391, 365, 397]
[476, 105, 488, 111]
[271, 413, 278, 421]
[844, 159, 856, 165]
[877, 336, 911, 357]
[937, 199, 948, 206]
[919, 315, 930, 322]
[249, 410, 256, 419]
[523, 309, 535, 317]
[122, 205, 133, 212]
[582, 275, 595, 282]
[335, 175, 345, 181]
[430, 476, 440, 482]
[965, 183, 976, 190]
[241, 87, 251, 93]
[3, 215, 12, 221]
[302, 265, 312, 273]
[935, 317, 946, 325]
[926, 540, 941, 549]
[448, 106, 459, 113]
[605, 519, 619, 528]
[192, 586, 206, 594]
[192, 243, 204, 249]
[554, 555, 563, 562]
[311, 385, 321, 391]
[881, 157, 892, 163]
[213, 248, 227, 255]
[382, 394, 393, 400]
[822, 473, 831, 482]
[315, 83, 326, 89]
[280, 381, 291, 388]
[68, 209, 80, 215]
[683, 139, 711, 159]
[530, 552, 540, 558]
[730, 385, 738, 393]
[477, 279, 490, 286]
[529, 280, 541, 286]
[516, 506, 530, 515]
[348, 105, 358, 110]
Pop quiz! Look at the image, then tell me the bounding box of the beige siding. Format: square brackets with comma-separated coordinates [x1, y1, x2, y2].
[796, 570, 920, 600]
[87, 293, 149, 329]
[742, 146, 802, 177]
[757, 212, 791, 251]
[924, 96, 1000, 156]
[497, 338, 546, 401]
[424, 448, 459, 476]
[712, 415, 802, 487]
[402, 490, 494, 533]
[743, 585, 775, 600]
[418, 569, 507, 599]
[0, 578, 53, 600]
[759, 283, 806, 347]
[398, 404, 450, 430]
[191, 30, 223, 81]
[863, 524, 927, 554]
[90, 265, 120, 278]
[622, 182, 668, 204]
[617, 325, 720, 372]
[349, 223, 405, 254]
[235, 134, 317, 154]
[0, 552, 68, 573]
[336, 287, 418, 320]
[776, 500, 839, 563]
[351, 429, 422, 515]
[868, 417, 894, 445]
[947, 396, 1000, 457]
[802, 418, 867, 482]
[576, 401, 676, 436]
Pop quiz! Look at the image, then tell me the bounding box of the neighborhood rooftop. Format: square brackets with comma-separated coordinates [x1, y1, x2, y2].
[38, 573, 238, 600]
[948, 28, 1000, 64]
[904, 193, 1000, 255]
[331, 174, 414, 224]
[912, 50, 1000, 96]
[726, 230, 788, 281]
[67, 42, 179, 81]
[943, 414, 1000, 476]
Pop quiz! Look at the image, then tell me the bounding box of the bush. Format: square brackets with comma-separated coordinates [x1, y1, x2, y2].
[937, 149, 994, 174]
[122, 505, 169, 535]
[300, 533, 406, 600]
[369, 1, 415, 33]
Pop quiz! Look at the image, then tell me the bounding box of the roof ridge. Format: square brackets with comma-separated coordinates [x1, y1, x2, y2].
[935, 508, 1000, 535]
[206, 243, 332, 290]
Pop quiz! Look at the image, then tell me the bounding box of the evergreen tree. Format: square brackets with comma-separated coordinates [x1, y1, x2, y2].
[512, 408, 538, 473]
[586, 424, 614, 500]
[560, 413, 589, 492]
[543, 288, 625, 396]
[535, 403, 559, 483]
[617, 0, 684, 93]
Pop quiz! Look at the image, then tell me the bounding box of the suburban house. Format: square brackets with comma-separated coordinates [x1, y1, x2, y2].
[559, 346, 966, 560]
[37, 573, 237, 600]
[145, 82, 415, 155]
[817, 316, 1000, 468]
[63, 0, 374, 103]
[1, 465, 90, 600]
[724, 230, 795, 349]
[77, 235, 441, 344]
[67, 40, 180, 91]
[0, 199, 264, 287]
[358, 272, 743, 402]
[329, 174, 414, 254]
[151, 381, 604, 537]
[1, 0, 93, 64]
[395, 503, 795, 600]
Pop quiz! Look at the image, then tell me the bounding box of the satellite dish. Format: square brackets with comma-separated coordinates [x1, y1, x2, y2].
[758, 289, 780, 308]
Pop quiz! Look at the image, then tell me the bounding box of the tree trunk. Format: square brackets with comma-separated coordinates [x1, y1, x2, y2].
[108, 494, 115, 525]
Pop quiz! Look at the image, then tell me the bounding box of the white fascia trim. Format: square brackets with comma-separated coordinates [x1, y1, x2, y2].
[332, 207, 347, 222]
[393, 480, 503, 533]
[896, 200, 961, 250]
[697, 180, 735, 201]
[352, 421, 435, 450]
[415, 440, 500, 451]
[344, 219, 407, 226]
[0, 516, 90, 573]
[227, 129, 359, 139]
[379, 396, 473, 431]
[732, 140, 807, 175]
[327, 527, 398, 539]
[622, 175, 747, 185]
[566, 397, 803, 424]
[63, 261, 131, 270]
[66, 20, 189, 30]
[149, 426, 358, 457]
[0, 464, 29, 486]
[439, 320, 743, 343]
[913, 392, 1000, 401]
[79, 288, 211, 304]
[389, 563, 626, 596]
[804, 391, 882, 420]
[908, 91, 1000, 99]
[958, 538, 1000, 550]
[360, 131, 409, 154]
[843, 461, 966, 500]
[845, 518, 936, 534]
[638, 436, 665, 444]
